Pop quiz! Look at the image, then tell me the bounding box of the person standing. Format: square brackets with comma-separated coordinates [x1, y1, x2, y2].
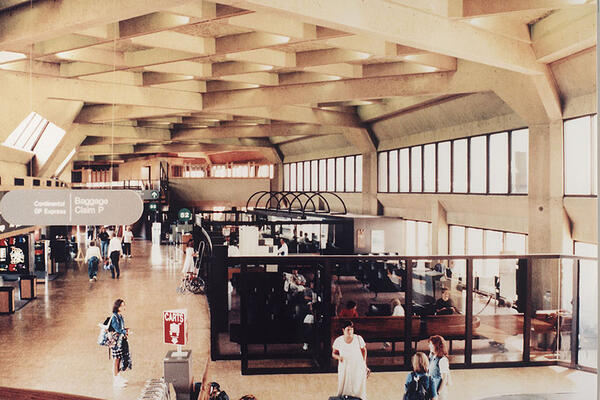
[209, 382, 230, 400]
[108, 233, 123, 279]
[122, 226, 133, 258]
[98, 227, 109, 259]
[428, 335, 451, 400]
[181, 239, 197, 276]
[404, 352, 434, 400]
[110, 299, 132, 387]
[277, 238, 288, 256]
[332, 320, 370, 400]
[85, 240, 101, 282]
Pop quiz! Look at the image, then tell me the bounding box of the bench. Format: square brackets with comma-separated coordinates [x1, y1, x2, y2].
[331, 316, 422, 352]
[422, 314, 481, 352]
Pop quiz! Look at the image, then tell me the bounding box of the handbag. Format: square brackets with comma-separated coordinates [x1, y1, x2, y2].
[97, 315, 119, 347]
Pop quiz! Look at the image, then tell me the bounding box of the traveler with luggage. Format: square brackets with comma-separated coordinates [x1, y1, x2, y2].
[331, 320, 370, 400]
[109, 299, 132, 387]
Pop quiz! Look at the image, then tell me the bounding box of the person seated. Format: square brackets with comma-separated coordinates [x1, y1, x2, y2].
[338, 300, 359, 318]
[283, 268, 307, 293]
[434, 288, 458, 315]
[391, 298, 405, 316]
[209, 382, 229, 400]
[291, 268, 306, 286]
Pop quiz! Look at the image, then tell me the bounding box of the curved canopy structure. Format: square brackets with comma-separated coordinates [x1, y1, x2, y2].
[246, 191, 347, 216]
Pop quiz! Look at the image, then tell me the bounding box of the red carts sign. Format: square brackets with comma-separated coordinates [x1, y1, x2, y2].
[163, 309, 188, 345]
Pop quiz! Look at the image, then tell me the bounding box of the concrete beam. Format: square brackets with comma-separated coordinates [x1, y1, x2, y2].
[76, 105, 190, 123]
[71, 123, 171, 140]
[171, 123, 345, 140]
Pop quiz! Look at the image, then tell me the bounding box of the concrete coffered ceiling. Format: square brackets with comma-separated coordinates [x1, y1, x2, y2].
[0, 0, 595, 176]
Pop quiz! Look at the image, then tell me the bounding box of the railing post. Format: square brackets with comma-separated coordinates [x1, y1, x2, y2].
[323, 259, 332, 371]
[465, 258, 473, 367]
[523, 258, 532, 362]
[570, 259, 580, 368]
[404, 258, 413, 369]
[240, 262, 249, 374]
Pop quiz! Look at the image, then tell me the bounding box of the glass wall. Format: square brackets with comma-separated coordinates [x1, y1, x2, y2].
[284, 155, 362, 192]
[378, 129, 529, 194]
[564, 114, 598, 196]
[575, 242, 598, 369]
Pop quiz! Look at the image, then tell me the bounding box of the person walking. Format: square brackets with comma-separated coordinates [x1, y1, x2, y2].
[404, 352, 434, 400]
[181, 239, 197, 276]
[332, 320, 370, 400]
[122, 226, 133, 258]
[428, 335, 451, 400]
[85, 240, 101, 282]
[108, 233, 123, 279]
[109, 299, 132, 387]
[98, 227, 109, 259]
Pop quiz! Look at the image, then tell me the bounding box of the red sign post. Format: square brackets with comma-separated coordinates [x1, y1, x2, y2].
[163, 309, 188, 352]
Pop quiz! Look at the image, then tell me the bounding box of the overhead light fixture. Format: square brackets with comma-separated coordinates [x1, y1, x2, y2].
[356, 52, 371, 60]
[55, 51, 73, 59]
[422, 66, 438, 72]
[247, 84, 260, 88]
[0, 51, 26, 63]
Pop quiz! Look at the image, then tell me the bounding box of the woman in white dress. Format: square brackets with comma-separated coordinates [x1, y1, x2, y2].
[181, 239, 197, 275]
[332, 320, 370, 400]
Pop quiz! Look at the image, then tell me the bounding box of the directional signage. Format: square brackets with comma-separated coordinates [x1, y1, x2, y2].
[150, 190, 159, 200]
[178, 208, 192, 222]
[149, 202, 158, 211]
[0, 189, 143, 226]
[163, 309, 187, 346]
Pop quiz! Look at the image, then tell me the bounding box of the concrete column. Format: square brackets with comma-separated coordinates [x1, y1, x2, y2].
[271, 163, 283, 192]
[361, 152, 378, 215]
[431, 200, 448, 256]
[528, 122, 572, 311]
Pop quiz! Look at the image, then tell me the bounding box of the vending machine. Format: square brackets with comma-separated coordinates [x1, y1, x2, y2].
[34, 240, 52, 278]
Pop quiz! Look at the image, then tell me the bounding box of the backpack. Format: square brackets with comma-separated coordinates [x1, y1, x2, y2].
[97, 315, 118, 347]
[403, 373, 430, 400]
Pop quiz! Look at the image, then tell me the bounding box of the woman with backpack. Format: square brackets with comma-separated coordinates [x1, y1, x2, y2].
[428, 335, 451, 400]
[110, 299, 132, 387]
[404, 352, 434, 400]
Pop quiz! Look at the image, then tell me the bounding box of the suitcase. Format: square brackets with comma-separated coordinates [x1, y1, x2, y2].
[328, 396, 362, 400]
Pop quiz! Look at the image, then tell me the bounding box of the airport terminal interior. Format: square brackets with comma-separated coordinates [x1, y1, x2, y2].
[0, 1, 598, 399]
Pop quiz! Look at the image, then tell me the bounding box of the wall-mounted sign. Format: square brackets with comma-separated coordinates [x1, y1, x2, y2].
[0, 190, 143, 226]
[178, 208, 192, 222]
[150, 190, 159, 199]
[149, 202, 158, 211]
[163, 309, 187, 346]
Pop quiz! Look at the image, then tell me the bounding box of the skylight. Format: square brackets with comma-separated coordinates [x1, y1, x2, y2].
[4, 111, 66, 152]
[54, 148, 77, 177]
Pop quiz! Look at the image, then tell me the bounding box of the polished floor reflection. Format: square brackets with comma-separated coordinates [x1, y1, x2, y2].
[0, 241, 596, 400]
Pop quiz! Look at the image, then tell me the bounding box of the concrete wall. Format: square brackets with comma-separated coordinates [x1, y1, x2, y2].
[169, 177, 270, 208]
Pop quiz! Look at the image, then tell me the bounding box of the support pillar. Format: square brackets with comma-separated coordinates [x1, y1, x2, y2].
[361, 152, 378, 215]
[431, 200, 448, 256]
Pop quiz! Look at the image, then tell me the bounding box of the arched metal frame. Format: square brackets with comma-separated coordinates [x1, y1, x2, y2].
[245, 191, 347, 216]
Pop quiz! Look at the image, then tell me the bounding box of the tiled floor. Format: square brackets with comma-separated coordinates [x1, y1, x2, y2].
[0, 241, 596, 400]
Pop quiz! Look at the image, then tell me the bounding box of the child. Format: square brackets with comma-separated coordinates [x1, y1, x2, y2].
[404, 352, 434, 400]
[428, 335, 451, 400]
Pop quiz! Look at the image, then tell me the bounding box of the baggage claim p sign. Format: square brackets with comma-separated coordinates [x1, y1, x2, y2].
[0, 189, 143, 226]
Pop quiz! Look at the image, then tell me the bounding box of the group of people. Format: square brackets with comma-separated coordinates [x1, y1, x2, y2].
[332, 320, 451, 400]
[207, 382, 257, 400]
[85, 226, 134, 281]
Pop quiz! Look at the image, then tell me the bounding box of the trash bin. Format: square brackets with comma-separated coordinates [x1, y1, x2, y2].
[164, 350, 193, 400]
[19, 274, 37, 300]
[0, 286, 15, 314]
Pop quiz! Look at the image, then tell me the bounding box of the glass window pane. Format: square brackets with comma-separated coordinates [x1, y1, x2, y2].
[411, 146, 422, 192]
[290, 163, 297, 191]
[389, 150, 399, 192]
[336, 157, 344, 192]
[319, 159, 327, 191]
[283, 164, 290, 191]
[565, 116, 592, 195]
[449, 225, 466, 281]
[327, 158, 335, 191]
[470, 136, 487, 193]
[303, 161, 310, 190]
[311, 160, 318, 191]
[438, 141, 451, 192]
[400, 148, 410, 192]
[453, 139, 468, 193]
[297, 162, 304, 191]
[505, 233, 526, 254]
[417, 222, 430, 256]
[405, 220, 416, 255]
[345, 156, 355, 192]
[378, 152, 388, 192]
[489, 132, 509, 193]
[576, 241, 598, 368]
[356, 155, 363, 192]
[511, 129, 528, 194]
[424, 144, 436, 192]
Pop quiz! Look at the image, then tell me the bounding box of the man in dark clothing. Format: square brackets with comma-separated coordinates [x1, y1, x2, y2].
[98, 227, 110, 259]
[434, 287, 457, 315]
[209, 382, 229, 400]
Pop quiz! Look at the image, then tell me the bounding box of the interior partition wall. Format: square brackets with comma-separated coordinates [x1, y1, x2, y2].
[210, 254, 597, 375]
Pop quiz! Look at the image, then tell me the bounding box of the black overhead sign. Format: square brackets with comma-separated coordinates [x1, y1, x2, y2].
[0, 190, 143, 226]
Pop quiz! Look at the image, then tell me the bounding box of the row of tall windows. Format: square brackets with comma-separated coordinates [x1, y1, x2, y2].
[172, 163, 274, 179]
[564, 114, 597, 196]
[283, 155, 363, 192]
[404, 220, 432, 257]
[377, 129, 529, 194]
